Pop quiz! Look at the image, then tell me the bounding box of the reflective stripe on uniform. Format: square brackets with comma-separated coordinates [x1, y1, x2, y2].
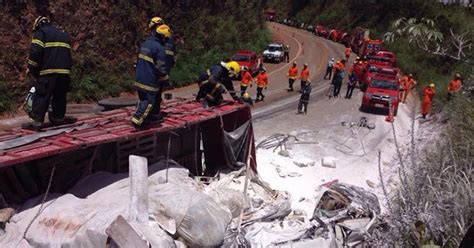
[44, 42, 71, 49]
[165, 50, 175, 56]
[138, 54, 154, 64]
[39, 69, 70, 75]
[27, 59, 38, 67]
[31, 39, 45, 47]
[131, 104, 153, 125]
[134, 81, 160, 92]
[159, 75, 169, 81]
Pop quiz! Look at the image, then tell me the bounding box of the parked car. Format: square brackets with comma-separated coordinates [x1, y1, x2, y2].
[373, 51, 396, 66]
[361, 74, 400, 116]
[231, 50, 263, 76]
[357, 61, 399, 91]
[263, 43, 285, 63]
[328, 29, 344, 42]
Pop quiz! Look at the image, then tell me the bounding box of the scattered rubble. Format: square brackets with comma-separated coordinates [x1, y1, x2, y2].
[293, 157, 315, 167]
[321, 156, 337, 168]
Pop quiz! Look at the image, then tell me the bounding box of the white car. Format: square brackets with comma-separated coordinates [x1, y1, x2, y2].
[263, 43, 285, 63]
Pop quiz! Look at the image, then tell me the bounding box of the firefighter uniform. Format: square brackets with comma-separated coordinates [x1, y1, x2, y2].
[240, 69, 253, 96]
[197, 63, 239, 102]
[196, 67, 227, 106]
[131, 32, 170, 127]
[256, 70, 268, 102]
[26, 19, 72, 127]
[287, 64, 298, 91]
[300, 65, 309, 91]
[298, 82, 311, 114]
[421, 84, 436, 118]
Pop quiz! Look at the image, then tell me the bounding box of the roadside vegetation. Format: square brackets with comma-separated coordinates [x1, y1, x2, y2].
[267, 0, 473, 246]
[0, 0, 270, 113]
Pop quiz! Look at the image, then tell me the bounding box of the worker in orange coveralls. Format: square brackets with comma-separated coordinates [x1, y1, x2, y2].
[240, 66, 253, 96]
[421, 83, 436, 119]
[255, 67, 268, 102]
[344, 46, 351, 60]
[300, 63, 310, 92]
[400, 73, 416, 103]
[287, 62, 298, 92]
[447, 73, 462, 101]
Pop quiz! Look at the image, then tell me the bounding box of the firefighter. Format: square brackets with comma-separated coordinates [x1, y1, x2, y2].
[323, 58, 335, 80]
[131, 24, 172, 128]
[287, 62, 298, 91]
[332, 60, 346, 97]
[256, 67, 268, 102]
[400, 73, 417, 103]
[148, 17, 177, 120]
[300, 63, 310, 92]
[240, 66, 253, 96]
[421, 83, 436, 119]
[345, 64, 357, 99]
[196, 61, 241, 105]
[298, 80, 312, 114]
[344, 46, 351, 60]
[447, 73, 462, 100]
[23, 16, 75, 130]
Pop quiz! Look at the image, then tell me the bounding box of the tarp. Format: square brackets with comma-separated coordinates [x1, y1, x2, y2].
[222, 120, 251, 169]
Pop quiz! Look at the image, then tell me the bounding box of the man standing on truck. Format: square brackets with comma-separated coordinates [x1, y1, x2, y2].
[447, 73, 462, 101]
[421, 83, 436, 119]
[256, 68, 268, 102]
[240, 66, 253, 96]
[131, 24, 172, 128]
[23, 16, 76, 130]
[300, 63, 310, 92]
[323, 58, 335, 80]
[287, 62, 298, 91]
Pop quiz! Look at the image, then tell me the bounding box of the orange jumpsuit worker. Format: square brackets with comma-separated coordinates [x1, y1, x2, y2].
[421, 83, 436, 119]
[287, 62, 298, 92]
[447, 73, 462, 100]
[400, 74, 416, 103]
[300, 63, 310, 92]
[345, 47, 351, 60]
[256, 68, 268, 102]
[240, 66, 253, 96]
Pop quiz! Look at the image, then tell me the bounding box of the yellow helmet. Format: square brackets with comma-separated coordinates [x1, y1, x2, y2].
[225, 61, 240, 76]
[33, 16, 49, 30]
[148, 16, 164, 29]
[242, 92, 250, 100]
[156, 24, 171, 38]
[429, 83, 435, 88]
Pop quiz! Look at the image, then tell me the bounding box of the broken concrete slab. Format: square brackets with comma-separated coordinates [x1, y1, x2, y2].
[321, 157, 337, 168]
[106, 215, 149, 248]
[278, 149, 291, 157]
[293, 157, 315, 167]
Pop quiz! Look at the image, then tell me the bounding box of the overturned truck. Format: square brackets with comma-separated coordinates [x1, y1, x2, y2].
[0, 99, 256, 205]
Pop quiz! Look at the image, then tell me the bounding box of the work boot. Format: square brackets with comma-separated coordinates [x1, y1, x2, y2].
[50, 116, 77, 126]
[21, 119, 45, 131]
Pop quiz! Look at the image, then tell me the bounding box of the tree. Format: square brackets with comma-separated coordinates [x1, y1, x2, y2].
[384, 17, 472, 62]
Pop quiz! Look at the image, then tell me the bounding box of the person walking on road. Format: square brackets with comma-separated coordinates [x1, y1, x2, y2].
[332, 60, 345, 98]
[345, 64, 357, 99]
[421, 83, 436, 119]
[324, 58, 335, 80]
[344, 46, 351, 60]
[240, 66, 253, 96]
[23, 16, 75, 130]
[256, 68, 268, 102]
[447, 73, 462, 101]
[298, 80, 312, 114]
[287, 62, 298, 92]
[300, 63, 310, 92]
[284, 45, 290, 63]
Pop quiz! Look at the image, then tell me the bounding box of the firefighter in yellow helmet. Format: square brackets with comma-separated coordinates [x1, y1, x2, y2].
[196, 60, 241, 105]
[131, 24, 173, 128]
